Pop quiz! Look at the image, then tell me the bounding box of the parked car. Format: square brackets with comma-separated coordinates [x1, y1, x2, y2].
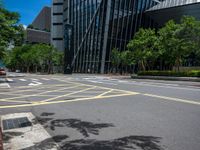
[0, 67, 6, 77]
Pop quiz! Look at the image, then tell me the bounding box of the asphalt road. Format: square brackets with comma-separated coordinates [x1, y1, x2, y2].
[0, 73, 200, 150]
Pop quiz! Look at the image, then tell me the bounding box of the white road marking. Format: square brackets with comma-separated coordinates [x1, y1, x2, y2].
[29, 81, 42, 86]
[143, 93, 200, 105]
[6, 78, 13, 82]
[1, 113, 58, 150]
[88, 80, 118, 85]
[0, 83, 10, 88]
[127, 81, 200, 91]
[41, 78, 50, 81]
[31, 78, 39, 81]
[19, 79, 27, 82]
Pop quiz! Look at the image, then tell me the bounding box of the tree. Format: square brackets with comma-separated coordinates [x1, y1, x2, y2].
[127, 28, 159, 71]
[27, 24, 34, 29]
[0, 4, 22, 59]
[110, 48, 121, 73]
[158, 17, 200, 71]
[120, 50, 135, 73]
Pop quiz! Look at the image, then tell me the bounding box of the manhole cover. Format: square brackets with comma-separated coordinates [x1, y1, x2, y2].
[2, 117, 32, 130]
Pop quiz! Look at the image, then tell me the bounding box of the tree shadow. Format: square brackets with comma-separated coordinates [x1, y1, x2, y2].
[40, 112, 55, 117]
[32, 117, 54, 125]
[61, 135, 164, 150]
[49, 119, 114, 137]
[3, 132, 24, 143]
[22, 135, 69, 150]
[21, 135, 164, 150]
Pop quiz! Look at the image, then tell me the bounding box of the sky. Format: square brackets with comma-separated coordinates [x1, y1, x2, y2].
[3, 0, 51, 27]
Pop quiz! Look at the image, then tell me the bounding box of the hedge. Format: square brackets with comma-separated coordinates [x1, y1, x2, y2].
[137, 70, 200, 77]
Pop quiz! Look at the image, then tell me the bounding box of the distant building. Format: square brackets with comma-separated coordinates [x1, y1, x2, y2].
[26, 29, 51, 44]
[51, 0, 200, 73]
[32, 6, 51, 31]
[25, 6, 51, 44]
[51, 0, 64, 51]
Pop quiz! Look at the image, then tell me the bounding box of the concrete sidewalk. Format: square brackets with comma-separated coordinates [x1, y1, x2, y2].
[131, 75, 200, 82]
[0, 127, 3, 150]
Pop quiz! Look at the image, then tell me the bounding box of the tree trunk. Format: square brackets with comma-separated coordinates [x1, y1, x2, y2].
[35, 65, 38, 73]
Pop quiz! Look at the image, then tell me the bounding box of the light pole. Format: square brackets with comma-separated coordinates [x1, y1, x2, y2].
[64, 24, 73, 74]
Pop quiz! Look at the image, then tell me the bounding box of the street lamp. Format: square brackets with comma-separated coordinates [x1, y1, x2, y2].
[64, 24, 73, 74]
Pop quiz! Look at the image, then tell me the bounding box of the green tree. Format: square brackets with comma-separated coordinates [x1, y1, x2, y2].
[158, 17, 200, 71]
[127, 28, 159, 71]
[27, 24, 34, 29]
[111, 48, 121, 73]
[0, 5, 22, 59]
[120, 50, 135, 73]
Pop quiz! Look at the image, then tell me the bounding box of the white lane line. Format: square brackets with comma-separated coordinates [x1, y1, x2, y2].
[6, 78, 13, 82]
[89, 80, 103, 84]
[19, 79, 27, 82]
[143, 93, 200, 105]
[41, 78, 50, 81]
[0, 83, 10, 89]
[31, 78, 39, 81]
[88, 80, 118, 85]
[29, 81, 42, 86]
[127, 81, 200, 91]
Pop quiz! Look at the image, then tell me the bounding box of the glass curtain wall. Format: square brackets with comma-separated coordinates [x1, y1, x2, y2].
[63, 0, 160, 73]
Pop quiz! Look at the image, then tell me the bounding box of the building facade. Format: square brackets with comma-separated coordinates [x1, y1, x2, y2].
[52, 0, 200, 73]
[51, 0, 64, 51]
[32, 6, 51, 31]
[26, 6, 51, 44]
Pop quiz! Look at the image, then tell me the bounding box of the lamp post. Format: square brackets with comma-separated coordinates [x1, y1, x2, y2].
[64, 24, 73, 74]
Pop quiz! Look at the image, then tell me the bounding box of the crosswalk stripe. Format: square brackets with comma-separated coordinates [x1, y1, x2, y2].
[29, 81, 42, 86]
[19, 79, 27, 82]
[31, 78, 39, 81]
[0, 83, 10, 88]
[6, 78, 13, 82]
[41, 78, 50, 81]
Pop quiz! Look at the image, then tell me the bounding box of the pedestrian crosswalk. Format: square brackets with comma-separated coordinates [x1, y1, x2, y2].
[0, 77, 53, 89]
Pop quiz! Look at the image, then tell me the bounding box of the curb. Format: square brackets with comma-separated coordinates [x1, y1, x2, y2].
[0, 127, 3, 150]
[131, 75, 200, 82]
[6, 75, 25, 78]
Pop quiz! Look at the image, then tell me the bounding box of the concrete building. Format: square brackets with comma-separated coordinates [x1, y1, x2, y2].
[51, 0, 200, 73]
[51, 0, 64, 51]
[32, 6, 51, 31]
[26, 7, 51, 44]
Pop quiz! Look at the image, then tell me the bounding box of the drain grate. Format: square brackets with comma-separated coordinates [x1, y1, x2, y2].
[2, 117, 32, 130]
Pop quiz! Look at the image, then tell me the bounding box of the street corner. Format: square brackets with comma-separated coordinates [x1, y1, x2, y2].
[1, 112, 59, 150]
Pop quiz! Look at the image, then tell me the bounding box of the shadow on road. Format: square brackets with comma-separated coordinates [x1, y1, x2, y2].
[50, 118, 114, 137]
[61, 135, 163, 150]
[22, 134, 163, 150]
[29, 112, 164, 150]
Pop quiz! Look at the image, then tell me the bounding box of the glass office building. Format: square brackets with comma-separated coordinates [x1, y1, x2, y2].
[52, 0, 200, 73]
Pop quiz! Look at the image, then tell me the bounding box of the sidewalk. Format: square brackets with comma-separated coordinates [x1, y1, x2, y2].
[131, 75, 200, 82]
[0, 127, 3, 150]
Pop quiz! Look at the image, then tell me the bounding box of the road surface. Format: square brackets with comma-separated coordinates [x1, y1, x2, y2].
[0, 73, 200, 150]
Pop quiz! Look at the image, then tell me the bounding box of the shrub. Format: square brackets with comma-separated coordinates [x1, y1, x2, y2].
[137, 70, 200, 77]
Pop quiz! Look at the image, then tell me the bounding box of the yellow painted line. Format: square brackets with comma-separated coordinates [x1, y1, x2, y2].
[53, 78, 136, 95]
[0, 99, 31, 103]
[0, 85, 82, 101]
[96, 89, 114, 98]
[42, 86, 97, 102]
[0, 84, 71, 95]
[143, 93, 200, 106]
[13, 83, 73, 89]
[0, 91, 137, 109]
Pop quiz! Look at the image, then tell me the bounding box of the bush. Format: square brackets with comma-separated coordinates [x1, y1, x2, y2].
[137, 70, 200, 77]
